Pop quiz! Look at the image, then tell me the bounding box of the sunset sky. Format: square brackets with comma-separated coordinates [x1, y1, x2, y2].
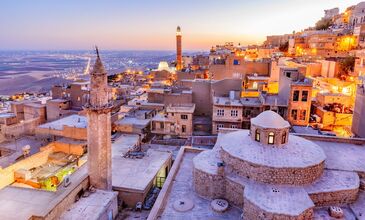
[0, 0, 361, 51]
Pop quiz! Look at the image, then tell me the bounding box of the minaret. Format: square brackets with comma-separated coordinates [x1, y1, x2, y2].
[176, 26, 182, 71]
[85, 47, 113, 190]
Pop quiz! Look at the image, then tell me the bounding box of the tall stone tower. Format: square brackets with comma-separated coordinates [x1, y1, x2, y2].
[176, 26, 182, 71]
[85, 47, 113, 190]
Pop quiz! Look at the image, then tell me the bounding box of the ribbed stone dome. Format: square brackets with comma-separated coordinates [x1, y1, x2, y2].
[251, 110, 290, 129]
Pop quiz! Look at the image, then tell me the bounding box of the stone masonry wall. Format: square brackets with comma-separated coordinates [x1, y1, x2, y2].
[225, 178, 244, 207]
[308, 188, 359, 206]
[221, 149, 324, 185]
[193, 168, 225, 199]
[243, 197, 314, 220]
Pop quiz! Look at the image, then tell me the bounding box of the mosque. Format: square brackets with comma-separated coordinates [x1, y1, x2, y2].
[192, 110, 360, 219]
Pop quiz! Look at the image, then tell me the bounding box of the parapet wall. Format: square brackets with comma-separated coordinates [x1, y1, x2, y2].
[308, 188, 359, 206]
[243, 197, 314, 220]
[193, 168, 225, 199]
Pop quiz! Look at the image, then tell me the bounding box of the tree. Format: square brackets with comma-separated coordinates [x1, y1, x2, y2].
[315, 18, 333, 30]
[279, 41, 289, 52]
[339, 56, 355, 77]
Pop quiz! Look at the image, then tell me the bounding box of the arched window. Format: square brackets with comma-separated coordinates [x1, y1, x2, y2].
[255, 129, 260, 142]
[268, 132, 275, 144]
[281, 133, 286, 144]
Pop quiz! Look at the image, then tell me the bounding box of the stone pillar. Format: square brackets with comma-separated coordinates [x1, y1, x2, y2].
[85, 49, 113, 191]
[176, 26, 182, 71]
[87, 107, 112, 190]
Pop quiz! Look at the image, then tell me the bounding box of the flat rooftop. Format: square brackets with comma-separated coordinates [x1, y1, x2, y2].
[60, 189, 117, 220]
[114, 116, 150, 128]
[0, 136, 44, 168]
[213, 96, 242, 107]
[166, 104, 195, 113]
[112, 134, 140, 155]
[313, 140, 365, 174]
[39, 114, 87, 130]
[112, 135, 171, 192]
[152, 149, 241, 219]
[0, 165, 88, 220]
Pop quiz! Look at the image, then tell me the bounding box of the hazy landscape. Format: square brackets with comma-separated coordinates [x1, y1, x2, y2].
[0, 50, 177, 95]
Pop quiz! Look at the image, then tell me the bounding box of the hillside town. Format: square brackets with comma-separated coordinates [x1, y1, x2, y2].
[0, 2, 365, 220]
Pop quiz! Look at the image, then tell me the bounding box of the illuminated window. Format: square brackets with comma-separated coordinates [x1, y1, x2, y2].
[268, 132, 275, 144]
[299, 110, 306, 121]
[291, 109, 298, 120]
[255, 129, 260, 142]
[253, 82, 258, 90]
[282, 133, 286, 144]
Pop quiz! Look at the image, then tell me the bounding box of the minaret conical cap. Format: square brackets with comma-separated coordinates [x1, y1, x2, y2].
[91, 46, 107, 75]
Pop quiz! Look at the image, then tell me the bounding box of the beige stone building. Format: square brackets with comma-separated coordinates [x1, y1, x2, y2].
[151, 104, 195, 138]
[279, 67, 312, 126]
[209, 54, 270, 80]
[352, 84, 365, 137]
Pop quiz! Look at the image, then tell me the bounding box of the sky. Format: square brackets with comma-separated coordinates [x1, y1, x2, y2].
[0, 0, 361, 51]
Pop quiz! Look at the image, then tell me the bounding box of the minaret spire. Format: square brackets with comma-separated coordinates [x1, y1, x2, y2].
[85, 47, 113, 190]
[95, 46, 100, 59]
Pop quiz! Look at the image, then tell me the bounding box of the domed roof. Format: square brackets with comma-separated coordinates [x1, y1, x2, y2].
[157, 61, 170, 71]
[251, 110, 290, 129]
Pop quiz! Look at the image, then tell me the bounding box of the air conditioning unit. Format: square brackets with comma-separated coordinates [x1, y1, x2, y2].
[64, 175, 71, 187]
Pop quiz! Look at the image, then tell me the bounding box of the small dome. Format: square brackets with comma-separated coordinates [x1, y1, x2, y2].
[158, 61, 170, 71]
[251, 110, 290, 129]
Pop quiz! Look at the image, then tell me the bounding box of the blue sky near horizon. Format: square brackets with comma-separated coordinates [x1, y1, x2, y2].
[0, 0, 361, 50]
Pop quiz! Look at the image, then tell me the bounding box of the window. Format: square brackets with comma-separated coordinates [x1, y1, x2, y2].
[255, 129, 260, 142]
[231, 124, 238, 129]
[181, 114, 188, 120]
[282, 133, 286, 144]
[231, 110, 238, 117]
[217, 124, 224, 131]
[217, 109, 224, 116]
[293, 90, 299, 101]
[268, 132, 275, 144]
[301, 91, 308, 102]
[285, 71, 291, 78]
[291, 109, 298, 120]
[253, 82, 258, 90]
[182, 125, 186, 133]
[160, 122, 164, 129]
[233, 59, 240, 65]
[299, 110, 306, 121]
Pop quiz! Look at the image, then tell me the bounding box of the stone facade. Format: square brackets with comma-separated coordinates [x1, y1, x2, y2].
[221, 149, 325, 185]
[308, 188, 359, 206]
[243, 198, 314, 220]
[86, 51, 113, 191]
[193, 168, 225, 199]
[192, 111, 361, 220]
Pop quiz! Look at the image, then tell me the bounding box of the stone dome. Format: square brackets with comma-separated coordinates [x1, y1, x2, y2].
[251, 110, 290, 129]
